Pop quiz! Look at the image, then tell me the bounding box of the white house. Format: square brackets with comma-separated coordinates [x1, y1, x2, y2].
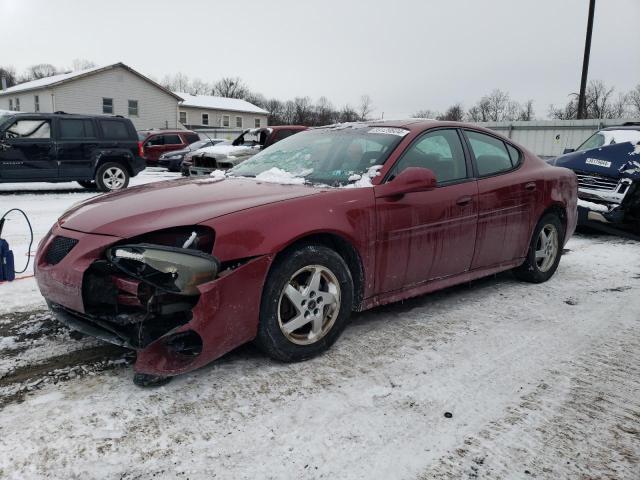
[0, 63, 182, 130]
[176, 92, 269, 130]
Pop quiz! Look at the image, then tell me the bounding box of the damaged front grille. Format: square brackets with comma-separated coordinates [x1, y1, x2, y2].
[575, 171, 620, 192]
[45, 236, 79, 265]
[193, 155, 218, 168]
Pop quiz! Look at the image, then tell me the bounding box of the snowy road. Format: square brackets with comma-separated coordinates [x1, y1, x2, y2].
[1, 174, 639, 478]
[0, 228, 639, 478]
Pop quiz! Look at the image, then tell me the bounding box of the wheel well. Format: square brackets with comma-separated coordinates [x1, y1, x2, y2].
[542, 204, 567, 237]
[277, 233, 365, 311]
[95, 155, 133, 176]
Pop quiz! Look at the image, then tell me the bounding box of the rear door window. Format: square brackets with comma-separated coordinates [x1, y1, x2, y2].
[59, 119, 96, 139]
[100, 120, 130, 140]
[184, 133, 200, 144]
[464, 130, 513, 176]
[163, 134, 182, 145]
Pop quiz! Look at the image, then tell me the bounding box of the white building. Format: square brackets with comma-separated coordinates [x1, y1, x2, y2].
[176, 92, 269, 130]
[0, 63, 182, 130]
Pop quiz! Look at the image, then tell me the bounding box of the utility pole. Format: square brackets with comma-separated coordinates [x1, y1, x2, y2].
[577, 0, 596, 119]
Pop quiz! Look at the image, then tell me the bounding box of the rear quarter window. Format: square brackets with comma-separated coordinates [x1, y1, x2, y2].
[184, 133, 200, 144]
[100, 120, 131, 140]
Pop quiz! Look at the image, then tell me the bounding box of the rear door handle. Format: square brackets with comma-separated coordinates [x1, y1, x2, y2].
[525, 182, 536, 191]
[456, 195, 473, 206]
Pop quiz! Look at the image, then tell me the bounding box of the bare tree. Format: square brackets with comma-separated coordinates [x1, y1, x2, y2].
[23, 63, 58, 81]
[213, 76, 249, 99]
[244, 91, 267, 109]
[293, 97, 313, 124]
[339, 105, 360, 123]
[282, 100, 297, 124]
[629, 84, 640, 117]
[264, 98, 285, 125]
[0, 65, 17, 89]
[161, 72, 191, 93]
[315, 96, 335, 126]
[518, 100, 535, 121]
[358, 94, 374, 121]
[437, 103, 465, 121]
[586, 80, 615, 119]
[549, 80, 624, 119]
[71, 59, 96, 71]
[412, 109, 438, 119]
[190, 78, 212, 95]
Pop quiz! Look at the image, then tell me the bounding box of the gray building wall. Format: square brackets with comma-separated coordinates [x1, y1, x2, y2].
[179, 106, 268, 130]
[0, 66, 179, 129]
[478, 119, 640, 158]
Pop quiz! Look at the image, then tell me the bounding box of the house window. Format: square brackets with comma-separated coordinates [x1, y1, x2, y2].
[128, 100, 139, 117]
[15, 98, 20, 111]
[179, 111, 187, 124]
[34, 95, 40, 112]
[222, 115, 230, 127]
[235, 116, 242, 128]
[8, 99, 12, 110]
[102, 98, 113, 114]
[254, 118, 261, 128]
[202, 113, 209, 126]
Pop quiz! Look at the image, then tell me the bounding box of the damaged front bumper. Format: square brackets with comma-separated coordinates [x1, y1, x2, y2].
[36, 224, 273, 376]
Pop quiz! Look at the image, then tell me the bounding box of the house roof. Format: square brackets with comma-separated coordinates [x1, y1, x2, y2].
[0, 63, 183, 100]
[176, 92, 268, 115]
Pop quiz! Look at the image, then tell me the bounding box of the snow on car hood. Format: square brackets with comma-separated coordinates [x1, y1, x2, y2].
[58, 177, 320, 237]
[196, 144, 259, 157]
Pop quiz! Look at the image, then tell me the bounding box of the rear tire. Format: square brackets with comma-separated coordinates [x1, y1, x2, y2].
[514, 213, 564, 283]
[255, 244, 354, 362]
[95, 162, 130, 192]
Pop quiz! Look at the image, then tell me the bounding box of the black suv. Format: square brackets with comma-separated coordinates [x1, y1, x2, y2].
[0, 112, 145, 191]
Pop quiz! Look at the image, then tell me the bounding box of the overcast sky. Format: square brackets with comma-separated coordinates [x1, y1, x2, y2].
[1, 0, 638, 119]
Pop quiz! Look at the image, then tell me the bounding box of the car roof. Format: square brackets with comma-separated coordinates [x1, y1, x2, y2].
[600, 125, 640, 131]
[314, 119, 499, 134]
[2, 112, 130, 120]
[139, 129, 195, 135]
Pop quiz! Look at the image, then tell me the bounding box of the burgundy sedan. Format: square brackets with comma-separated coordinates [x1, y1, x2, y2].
[35, 120, 578, 386]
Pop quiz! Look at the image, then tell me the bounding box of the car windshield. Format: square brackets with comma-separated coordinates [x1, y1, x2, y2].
[0, 114, 15, 131]
[230, 126, 407, 185]
[188, 139, 212, 150]
[576, 129, 640, 152]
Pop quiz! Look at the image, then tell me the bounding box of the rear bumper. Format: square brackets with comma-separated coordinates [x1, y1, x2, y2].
[35, 224, 274, 376]
[131, 156, 146, 176]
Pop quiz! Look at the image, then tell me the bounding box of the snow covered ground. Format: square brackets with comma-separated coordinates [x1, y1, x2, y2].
[1, 174, 639, 479]
[0, 169, 179, 313]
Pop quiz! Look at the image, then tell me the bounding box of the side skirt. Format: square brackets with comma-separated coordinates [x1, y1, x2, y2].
[362, 259, 524, 310]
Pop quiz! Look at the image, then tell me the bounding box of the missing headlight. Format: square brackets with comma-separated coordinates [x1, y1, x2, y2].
[106, 244, 220, 295]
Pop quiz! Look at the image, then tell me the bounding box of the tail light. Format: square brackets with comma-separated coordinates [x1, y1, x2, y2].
[138, 142, 145, 158]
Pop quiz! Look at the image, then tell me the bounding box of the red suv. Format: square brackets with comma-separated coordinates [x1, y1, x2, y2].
[138, 129, 200, 164]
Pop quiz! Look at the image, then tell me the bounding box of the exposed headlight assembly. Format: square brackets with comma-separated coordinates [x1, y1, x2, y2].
[106, 244, 219, 295]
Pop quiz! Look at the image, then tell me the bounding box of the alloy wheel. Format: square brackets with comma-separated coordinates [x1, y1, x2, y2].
[535, 224, 559, 272]
[103, 167, 126, 190]
[277, 265, 341, 345]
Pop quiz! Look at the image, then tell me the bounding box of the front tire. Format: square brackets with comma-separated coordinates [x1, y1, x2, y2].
[95, 162, 130, 192]
[514, 213, 564, 283]
[255, 244, 354, 362]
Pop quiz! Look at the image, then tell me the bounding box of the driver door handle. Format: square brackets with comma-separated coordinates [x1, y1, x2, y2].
[525, 182, 536, 191]
[456, 195, 473, 206]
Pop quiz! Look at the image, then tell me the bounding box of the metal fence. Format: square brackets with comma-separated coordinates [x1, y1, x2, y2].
[476, 119, 640, 158]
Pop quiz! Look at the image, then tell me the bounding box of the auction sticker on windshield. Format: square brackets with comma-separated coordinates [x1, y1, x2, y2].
[368, 127, 409, 137]
[585, 158, 612, 168]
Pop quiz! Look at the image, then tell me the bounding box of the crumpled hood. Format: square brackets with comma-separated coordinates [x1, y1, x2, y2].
[552, 142, 640, 180]
[59, 177, 320, 237]
[197, 144, 258, 158]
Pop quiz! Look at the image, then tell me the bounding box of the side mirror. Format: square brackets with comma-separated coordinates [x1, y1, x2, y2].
[562, 148, 575, 154]
[375, 167, 437, 198]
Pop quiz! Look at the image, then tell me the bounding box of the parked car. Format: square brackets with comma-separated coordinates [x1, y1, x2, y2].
[0, 112, 145, 191]
[138, 129, 200, 165]
[35, 120, 577, 386]
[187, 126, 307, 176]
[549, 123, 640, 234]
[157, 138, 225, 172]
